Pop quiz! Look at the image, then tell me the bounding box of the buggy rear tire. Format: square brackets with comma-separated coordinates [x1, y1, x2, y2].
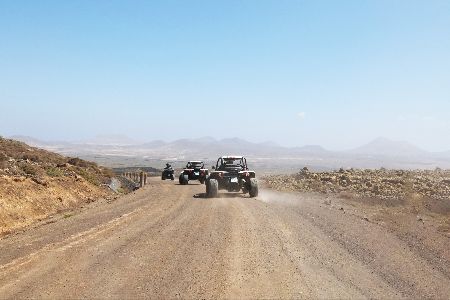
[179, 174, 189, 185]
[249, 178, 259, 197]
[207, 179, 218, 198]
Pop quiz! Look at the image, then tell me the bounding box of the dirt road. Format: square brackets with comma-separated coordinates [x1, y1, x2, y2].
[0, 178, 449, 299]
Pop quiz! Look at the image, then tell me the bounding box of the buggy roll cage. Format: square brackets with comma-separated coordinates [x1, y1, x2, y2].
[215, 156, 248, 171]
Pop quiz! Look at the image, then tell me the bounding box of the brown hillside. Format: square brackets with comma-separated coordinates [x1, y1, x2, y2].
[0, 137, 114, 236]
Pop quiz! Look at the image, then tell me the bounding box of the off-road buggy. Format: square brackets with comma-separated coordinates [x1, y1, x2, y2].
[206, 156, 258, 198]
[179, 161, 209, 185]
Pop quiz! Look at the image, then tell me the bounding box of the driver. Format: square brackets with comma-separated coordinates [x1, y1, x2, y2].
[164, 163, 172, 170]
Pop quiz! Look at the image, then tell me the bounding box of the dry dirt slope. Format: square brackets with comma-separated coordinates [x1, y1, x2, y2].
[0, 178, 448, 299]
[0, 137, 114, 235]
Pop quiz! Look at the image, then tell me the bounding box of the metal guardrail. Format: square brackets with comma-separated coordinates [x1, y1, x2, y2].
[122, 172, 148, 188]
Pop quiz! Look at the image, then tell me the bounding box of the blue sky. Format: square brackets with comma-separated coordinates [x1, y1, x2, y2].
[1, 0, 449, 150]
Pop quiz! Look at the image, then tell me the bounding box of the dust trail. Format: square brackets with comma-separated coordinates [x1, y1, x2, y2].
[256, 188, 306, 205]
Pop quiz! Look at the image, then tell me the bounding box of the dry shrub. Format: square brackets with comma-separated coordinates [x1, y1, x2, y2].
[19, 163, 41, 176]
[0, 138, 65, 164]
[1, 137, 114, 186]
[21, 153, 41, 162]
[75, 168, 100, 185]
[100, 167, 115, 179]
[0, 151, 7, 169]
[46, 167, 64, 177]
[68, 157, 96, 168]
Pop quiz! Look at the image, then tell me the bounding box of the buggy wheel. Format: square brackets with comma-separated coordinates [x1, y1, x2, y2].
[179, 174, 189, 185]
[207, 179, 218, 198]
[249, 178, 259, 197]
[179, 174, 184, 184]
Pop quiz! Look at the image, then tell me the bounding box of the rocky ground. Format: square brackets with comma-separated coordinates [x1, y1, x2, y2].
[0, 137, 116, 235]
[264, 168, 450, 241]
[264, 168, 450, 201]
[1, 178, 449, 299]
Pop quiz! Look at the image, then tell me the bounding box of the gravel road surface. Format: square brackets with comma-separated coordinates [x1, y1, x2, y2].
[0, 178, 449, 299]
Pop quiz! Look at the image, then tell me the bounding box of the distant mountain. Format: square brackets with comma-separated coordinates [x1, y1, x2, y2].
[142, 137, 285, 158]
[258, 141, 280, 148]
[348, 137, 428, 157]
[191, 136, 217, 144]
[79, 134, 141, 146]
[9, 135, 48, 147]
[9, 135, 70, 147]
[294, 145, 329, 155]
[141, 140, 167, 148]
[7, 135, 450, 169]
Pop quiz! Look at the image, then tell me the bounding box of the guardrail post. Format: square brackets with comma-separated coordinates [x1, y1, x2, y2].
[139, 172, 144, 187]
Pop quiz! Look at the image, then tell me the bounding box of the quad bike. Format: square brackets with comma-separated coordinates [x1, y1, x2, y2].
[161, 166, 175, 180]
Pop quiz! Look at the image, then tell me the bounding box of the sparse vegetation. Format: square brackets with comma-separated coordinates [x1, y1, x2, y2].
[68, 157, 95, 168]
[0, 138, 113, 184]
[76, 168, 101, 186]
[0, 137, 66, 165]
[0, 138, 117, 236]
[21, 153, 40, 162]
[264, 168, 450, 202]
[19, 162, 41, 176]
[0, 151, 7, 169]
[46, 167, 64, 177]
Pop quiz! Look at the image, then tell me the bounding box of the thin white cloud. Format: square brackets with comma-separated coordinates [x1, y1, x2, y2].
[397, 115, 408, 122]
[422, 116, 437, 122]
[297, 112, 306, 120]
